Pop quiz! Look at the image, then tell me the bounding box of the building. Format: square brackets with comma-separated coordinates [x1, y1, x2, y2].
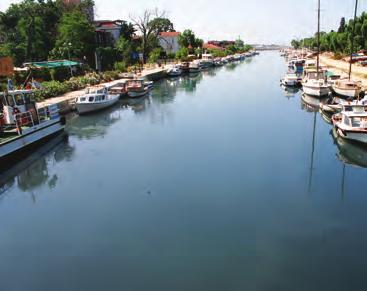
[207, 40, 235, 49]
[95, 20, 123, 47]
[62, 0, 94, 21]
[159, 32, 181, 54]
[203, 43, 224, 51]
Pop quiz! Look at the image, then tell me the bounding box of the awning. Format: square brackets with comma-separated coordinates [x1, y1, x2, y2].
[23, 60, 81, 69]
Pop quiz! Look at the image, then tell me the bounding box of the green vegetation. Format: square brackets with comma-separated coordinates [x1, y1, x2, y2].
[291, 12, 367, 54]
[178, 29, 203, 51]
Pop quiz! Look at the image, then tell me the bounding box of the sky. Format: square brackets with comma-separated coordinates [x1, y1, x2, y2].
[1, 0, 367, 44]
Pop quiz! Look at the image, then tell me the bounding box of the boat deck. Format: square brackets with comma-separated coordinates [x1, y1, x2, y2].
[0, 126, 31, 145]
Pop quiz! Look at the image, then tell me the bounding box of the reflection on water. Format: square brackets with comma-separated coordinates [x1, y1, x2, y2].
[66, 107, 122, 139]
[281, 85, 300, 99]
[332, 128, 367, 168]
[0, 133, 74, 197]
[2, 53, 367, 291]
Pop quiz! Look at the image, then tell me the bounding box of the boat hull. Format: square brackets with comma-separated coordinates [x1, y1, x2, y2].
[127, 90, 149, 98]
[302, 84, 330, 97]
[76, 97, 119, 114]
[0, 120, 65, 170]
[336, 127, 367, 144]
[332, 85, 361, 99]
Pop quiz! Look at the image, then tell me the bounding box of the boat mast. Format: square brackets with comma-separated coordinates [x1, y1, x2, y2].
[349, 0, 359, 80]
[316, 0, 321, 74]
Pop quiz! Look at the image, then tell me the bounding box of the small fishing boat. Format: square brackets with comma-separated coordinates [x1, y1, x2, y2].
[0, 89, 65, 168]
[75, 86, 120, 114]
[167, 66, 183, 77]
[332, 108, 367, 144]
[126, 79, 150, 98]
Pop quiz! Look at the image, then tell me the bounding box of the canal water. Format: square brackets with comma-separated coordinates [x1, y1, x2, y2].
[1, 52, 367, 291]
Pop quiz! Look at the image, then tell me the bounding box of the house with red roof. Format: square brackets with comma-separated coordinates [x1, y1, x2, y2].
[159, 32, 181, 54]
[203, 43, 225, 51]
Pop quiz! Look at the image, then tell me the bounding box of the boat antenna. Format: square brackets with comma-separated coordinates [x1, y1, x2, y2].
[349, 0, 359, 80]
[316, 0, 321, 74]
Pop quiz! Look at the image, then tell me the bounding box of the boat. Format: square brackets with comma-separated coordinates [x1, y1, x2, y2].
[200, 54, 214, 68]
[281, 72, 302, 87]
[179, 62, 190, 74]
[0, 89, 65, 168]
[167, 66, 183, 77]
[109, 81, 128, 98]
[302, 70, 330, 97]
[189, 61, 200, 74]
[126, 79, 150, 98]
[75, 86, 120, 114]
[332, 108, 367, 144]
[332, 0, 362, 99]
[332, 79, 362, 99]
[144, 81, 154, 90]
[320, 96, 367, 114]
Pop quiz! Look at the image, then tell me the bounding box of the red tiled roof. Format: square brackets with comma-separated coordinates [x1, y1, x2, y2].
[203, 43, 224, 50]
[159, 31, 180, 37]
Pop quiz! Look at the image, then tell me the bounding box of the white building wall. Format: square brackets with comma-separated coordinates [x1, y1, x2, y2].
[159, 36, 180, 54]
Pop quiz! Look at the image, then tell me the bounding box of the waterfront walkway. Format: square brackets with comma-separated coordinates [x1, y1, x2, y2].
[37, 66, 168, 111]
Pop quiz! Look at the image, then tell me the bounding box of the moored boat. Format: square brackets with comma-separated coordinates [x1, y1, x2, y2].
[332, 109, 367, 144]
[126, 79, 150, 98]
[332, 79, 362, 99]
[75, 86, 120, 114]
[167, 66, 183, 77]
[0, 89, 65, 168]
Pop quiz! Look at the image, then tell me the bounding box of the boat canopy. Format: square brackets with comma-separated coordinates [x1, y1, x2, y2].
[23, 60, 81, 69]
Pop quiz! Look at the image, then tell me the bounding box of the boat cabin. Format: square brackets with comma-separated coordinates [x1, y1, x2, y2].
[126, 79, 144, 89]
[0, 90, 37, 125]
[304, 69, 327, 81]
[76, 86, 109, 104]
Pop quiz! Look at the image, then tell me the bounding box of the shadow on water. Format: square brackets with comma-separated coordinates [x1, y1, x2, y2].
[0, 133, 74, 198]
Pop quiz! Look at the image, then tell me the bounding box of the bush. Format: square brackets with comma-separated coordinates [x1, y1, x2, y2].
[149, 48, 162, 64]
[34, 81, 71, 101]
[114, 61, 127, 72]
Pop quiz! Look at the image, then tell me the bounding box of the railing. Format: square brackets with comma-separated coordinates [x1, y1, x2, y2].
[14, 111, 34, 132]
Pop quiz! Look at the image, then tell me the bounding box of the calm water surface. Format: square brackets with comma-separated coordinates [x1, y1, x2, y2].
[1, 52, 367, 291]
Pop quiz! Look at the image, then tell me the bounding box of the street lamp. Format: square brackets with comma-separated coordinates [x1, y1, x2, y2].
[65, 42, 73, 77]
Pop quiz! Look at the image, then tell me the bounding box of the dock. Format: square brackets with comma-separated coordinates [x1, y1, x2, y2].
[37, 66, 168, 114]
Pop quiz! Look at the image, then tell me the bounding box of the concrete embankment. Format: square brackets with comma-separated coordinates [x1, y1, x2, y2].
[37, 67, 168, 114]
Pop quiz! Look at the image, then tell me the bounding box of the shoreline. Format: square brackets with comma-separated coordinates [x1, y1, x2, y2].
[319, 53, 367, 88]
[36, 66, 168, 114]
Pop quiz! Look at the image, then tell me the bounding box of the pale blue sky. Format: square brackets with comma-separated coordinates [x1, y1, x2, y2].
[1, 0, 367, 44]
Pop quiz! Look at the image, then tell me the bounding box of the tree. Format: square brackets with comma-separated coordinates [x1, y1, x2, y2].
[130, 9, 172, 63]
[51, 10, 96, 64]
[338, 17, 346, 33]
[175, 47, 189, 61]
[178, 29, 203, 49]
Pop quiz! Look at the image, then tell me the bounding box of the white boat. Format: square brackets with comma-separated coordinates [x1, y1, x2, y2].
[332, 109, 367, 144]
[167, 66, 183, 77]
[302, 70, 330, 97]
[0, 90, 65, 168]
[281, 73, 302, 87]
[126, 79, 150, 98]
[332, 79, 362, 99]
[320, 97, 367, 113]
[75, 86, 120, 114]
[189, 61, 200, 73]
[200, 54, 214, 68]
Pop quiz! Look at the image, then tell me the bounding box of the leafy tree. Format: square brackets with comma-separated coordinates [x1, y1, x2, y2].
[148, 47, 162, 63]
[175, 47, 189, 61]
[51, 10, 96, 64]
[178, 29, 203, 49]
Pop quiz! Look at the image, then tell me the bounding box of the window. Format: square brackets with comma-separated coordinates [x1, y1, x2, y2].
[89, 97, 95, 102]
[80, 97, 86, 102]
